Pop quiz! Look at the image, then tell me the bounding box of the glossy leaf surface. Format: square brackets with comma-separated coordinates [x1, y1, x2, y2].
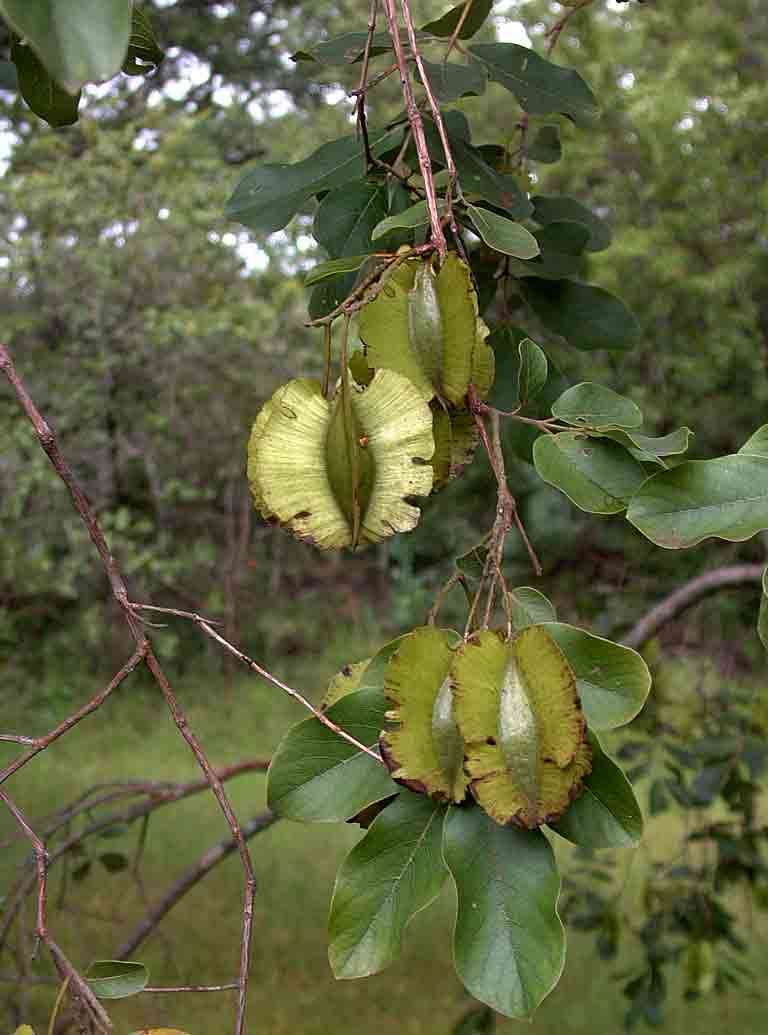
[267, 687, 396, 822]
[533, 433, 648, 514]
[469, 43, 599, 127]
[443, 805, 565, 1018]
[542, 623, 651, 730]
[328, 790, 446, 977]
[627, 455, 768, 548]
[550, 731, 643, 848]
[0, 0, 132, 92]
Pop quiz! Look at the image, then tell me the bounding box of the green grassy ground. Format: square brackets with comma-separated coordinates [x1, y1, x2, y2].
[2, 638, 766, 1035]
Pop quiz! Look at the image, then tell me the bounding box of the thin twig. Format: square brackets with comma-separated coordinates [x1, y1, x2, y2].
[129, 604, 384, 763]
[381, 0, 447, 258]
[144, 983, 239, 993]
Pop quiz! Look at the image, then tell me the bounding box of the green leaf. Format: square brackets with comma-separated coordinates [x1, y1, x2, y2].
[469, 43, 599, 127]
[122, 6, 164, 76]
[626, 455, 768, 549]
[371, 200, 446, 241]
[328, 790, 447, 978]
[86, 960, 148, 999]
[12, 1027, 35, 1035]
[551, 382, 643, 430]
[467, 205, 540, 259]
[226, 126, 403, 234]
[759, 567, 767, 652]
[448, 136, 532, 219]
[315, 181, 388, 257]
[304, 255, 373, 287]
[267, 687, 397, 822]
[0, 58, 18, 90]
[0, 0, 132, 93]
[522, 279, 640, 351]
[531, 195, 611, 252]
[510, 586, 557, 630]
[528, 124, 562, 164]
[419, 57, 487, 102]
[10, 38, 80, 126]
[517, 338, 548, 405]
[550, 730, 643, 848]
[507, 222, 589, 282]
[292, 30, 429, 66]
[542, 623, 652, 730]
[739, 424, 768, 458]
[443, 804, 565, 1018]
[600, 426, 693, 465]
[533, 433, 648, 515]
[421, 0, 494, 40]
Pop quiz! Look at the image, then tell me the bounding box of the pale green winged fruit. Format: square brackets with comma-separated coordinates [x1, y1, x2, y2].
[380, 626, 469, 803]
[430, 405, 479, 491]
[358, 253, 495, 407]
[453, 626, 591, 828]
[247, 370, 434, 549]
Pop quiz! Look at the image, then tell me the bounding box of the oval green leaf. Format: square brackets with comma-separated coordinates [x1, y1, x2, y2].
[467, 205, 540, 260]
[443, 804, 565, 1018]
[517, 338, 548, 405]
[549, 730, 644, 848]
[542, 623, 651, 730]
[551, 382, 643, 430]
[328, 790, 447, 978]
[421, 0, 494, 40]
[304, 255, 373, 287]
[522, 279, 639, 351]
[510, 586, 557, 630]
[0, 0, 132, 93]
[627, 455, 768, 549]
[533, 433, 648, 515]
[371, 200, 447, 241]
[86, 960, 148, 1000]
[267, 687, 397, 822]
[531, 195, 611, 252]
[469, 42, 599, 127]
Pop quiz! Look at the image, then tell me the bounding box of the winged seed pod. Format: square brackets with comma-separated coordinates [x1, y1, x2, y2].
[247, 370, 434, 549]
[380, 626, 469, 804]
[430, 405, 479, 492]
[358, 253, 494, 407]
[452, 626, 592, 828]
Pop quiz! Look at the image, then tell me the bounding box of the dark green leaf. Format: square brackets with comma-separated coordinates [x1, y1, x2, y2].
[517, 338, 548, 405]
[0, 0, 132, 93]
[292, 31, 427, 65]
[86, 960, 148, 1000]
[453, 1006, 496, 1035]
[315, 181, 388, 257]
[531, 195, 612, 252]
[0, 58, 18, 91]
[419, 58, 486, 102]
[551, 382, 643, 430]
[11, 39, 80, 126]
[522, 279, 640, 351]
[449, 137, 532, 219]
[601, 426, 693, 465]
[226, 126, 403, 234]
[550, 731, 643, 849]
[510, 586, 556, 629]
[507, 221, 589, 281]
[99, 851, 129, 873]
[542, 623, 652, 730]
[627, 455, 768, 549]
[421, 0, 494, 40]
[122, 6, 164, 76]
[267, 687, 396, 822]
[304, 255, 373, 287]
[528, 124, 562, 164]
[455, 539, 490, 580]
[467, 205, 539, 259]
[443, 805, 564, 1018]
[533, 433, 648, 514]
[328, 790, 446, 978]
[469, 43, 599, 127]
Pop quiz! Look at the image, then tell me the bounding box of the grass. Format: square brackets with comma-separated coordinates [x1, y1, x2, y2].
[2, 637, 767, 1035]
